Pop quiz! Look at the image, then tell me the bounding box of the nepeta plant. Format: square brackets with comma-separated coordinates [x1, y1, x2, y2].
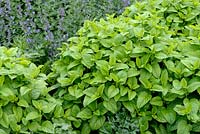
[0, 0, 132, 64]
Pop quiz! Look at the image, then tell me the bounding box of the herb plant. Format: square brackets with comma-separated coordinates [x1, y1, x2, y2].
[0, 0, 131, 64]
[99, 108, 139, 134]
[0, 47, 76, 133]
[49, 0, 200, 133]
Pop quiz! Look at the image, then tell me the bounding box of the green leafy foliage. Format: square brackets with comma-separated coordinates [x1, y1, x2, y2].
[99, 108, 139, 134]
[49, 0, 200, 133]
[1, 0, 200, 133]
[0, 47, 75, 133]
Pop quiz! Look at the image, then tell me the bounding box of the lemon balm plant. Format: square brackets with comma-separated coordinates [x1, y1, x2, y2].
[49, 0, 200, 133]
[0, 47, 76, 133]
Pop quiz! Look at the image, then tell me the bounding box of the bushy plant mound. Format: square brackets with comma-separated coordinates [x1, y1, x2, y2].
[0, 47, 75, 133]
[49, 0, 200, 133]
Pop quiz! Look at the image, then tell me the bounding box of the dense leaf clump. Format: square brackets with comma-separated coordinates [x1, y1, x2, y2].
[49, 0, 200, 133]
[0, 47, 74, 133]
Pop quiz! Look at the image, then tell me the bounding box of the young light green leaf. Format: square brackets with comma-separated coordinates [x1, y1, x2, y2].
[116, 70, 128, 84]
[110, 73, 119, 82]
[140, 54, 151, 67]
[73, 119, 82, 128]
[40, 121, 54, 134]
[54, 105, 64, 118]
[145, 64, 152, 73]
[26, 111, 41, 121]
[127, 77, 140, 89]
[10, 120, 21, 132]
[0, 112, 9, 128]
[77, 108, 93, 119]
[96, 60, 110, 75]
[83, 95, 99, 107]
[139, 117, 149, 132]
[13, 106, 23, 122]
[0, 76, 5, 86]
[139, 77, 152, 89]
[68, 85, 84, 99]
[71, 105, 81, 117]
[42, 102, 57, 113]
[103, 99, 118, 113]
[177, 119, 191, 134]
[173, 80, 182, 90]
[161, 109, 176, 124]
[109, 54, 116, 66]
[83, 87, 97, 97]
[180, 78, 187, 88]
[127, 68, 140, 77]
[137, 91, 152, 108]
[100, 39, 113, 48]
[0, 86, 15, 100]
[133, 27, 144, 38]
[89, 116, 105, 130]
[174, 98, 192, 116]
[128, 90, 136, 101]
[122, 101, 135, 113]
[17, 99, 29, 108]
[187, 82, 200, 93]
[161, 69, 168, 86]
[125, 40, 133, 51]
[28, 121, 40, 132]
[81, 54, 94, 68]
[107, 85, 119, 98]
[152, 62, 161, 78]
[0, 129, 7, 134]
[81, 123, 91, 134]
[150, 96, 163, 106]
[96, 84, 105, 97]
[119, 86, 128, 96]
[113, 63, 129, 70]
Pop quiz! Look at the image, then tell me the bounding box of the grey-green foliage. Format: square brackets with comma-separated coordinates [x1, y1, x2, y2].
[99, 108, 139, 134]
[0, 0, 132, 64]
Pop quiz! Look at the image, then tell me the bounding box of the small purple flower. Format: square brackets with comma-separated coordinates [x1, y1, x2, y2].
[59, 8, 65, 17]
[45, 30, 53, 41]
[35, 29, 40, 33]
[27, 27, 31, 34]
[0, 8, 4, 14]
[44, 19, 50, 31]
[17, 5, 23, 17]
[6, 0, 11, 11]
[63, 34, 68, 40]
[26, 38, 32, 44]
[58, 17, 64, 31]
[6, 27, 11, 43]
[25, 0, 32, 10]
[122, 0, 130, 6]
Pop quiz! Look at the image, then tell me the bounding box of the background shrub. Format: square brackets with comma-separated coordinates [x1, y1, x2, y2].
[0, 0, 133, 64]
[49, 0, 200, 133]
